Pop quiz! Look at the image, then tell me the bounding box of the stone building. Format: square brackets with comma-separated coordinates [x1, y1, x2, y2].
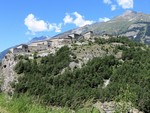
[10, 44, 28, 54]
[49, 32, 82, 48]
[50, 38, 62, 48]
[28, 40, 51, 52]
[68, 33, 83, 43]
[50, 38, 72, 48]
[61, 38, 72, 45]
[83, 31, 94, 40]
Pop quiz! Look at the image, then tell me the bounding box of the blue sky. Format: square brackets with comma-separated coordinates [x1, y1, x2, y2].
[0, 0, 150, 52]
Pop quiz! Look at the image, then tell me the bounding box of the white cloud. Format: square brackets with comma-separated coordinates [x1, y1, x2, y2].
[73, 12, 94, 27]
[117, 0, 133, 9]
[103, 0, 112, 4]
[24, 14, 62, 34]
[51, 23, 62, 33]
[25, 12, 94, 35]
[103, 0, 134, 10]
[99, 17, 110, 22]
[63, 12, 94, 27]
[111, 5, 117, 11]
[24, 14, 48, 33]
[63, 13, 73, 24]
[48, 23, 62, 33]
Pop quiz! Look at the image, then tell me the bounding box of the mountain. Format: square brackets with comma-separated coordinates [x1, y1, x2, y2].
[80, 10, 150, 43]
[50, 10, 150, 43]
[1, 11, 150, 61]
[1, 10, 150, 112]
[29, 36, 48, 43]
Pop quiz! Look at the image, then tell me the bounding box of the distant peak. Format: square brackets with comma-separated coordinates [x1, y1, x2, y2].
[116, 10, 138, 20]
[122, 10, 137, 16]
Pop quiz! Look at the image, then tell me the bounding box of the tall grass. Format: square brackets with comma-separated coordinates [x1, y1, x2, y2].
[0, 93, 71, 113]
[0, 93, 99, 113]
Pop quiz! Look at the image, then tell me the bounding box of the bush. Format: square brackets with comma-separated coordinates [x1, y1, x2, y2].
[14, 38, 150, 112]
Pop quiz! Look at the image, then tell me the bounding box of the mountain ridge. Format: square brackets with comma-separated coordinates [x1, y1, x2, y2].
[47, 10, 150, 43]
[84, 10, 150, 42]
[29, 36, 48, 43]
[1, 10, 150, 61]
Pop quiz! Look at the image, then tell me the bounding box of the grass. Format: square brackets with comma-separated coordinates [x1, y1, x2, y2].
[0, 93, 100, 113]
[0, 93, 71, 113]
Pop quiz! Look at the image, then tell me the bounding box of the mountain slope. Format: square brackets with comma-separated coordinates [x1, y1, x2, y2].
[48, 10, 150, 43]
[0, 48, 11, 62]
[29, 36, 48, 43]
[81, 10, 150, 43]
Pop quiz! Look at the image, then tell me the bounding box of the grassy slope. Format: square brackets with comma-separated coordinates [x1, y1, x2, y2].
[0, 93, 70, 113]
[0, 93, 99, 113]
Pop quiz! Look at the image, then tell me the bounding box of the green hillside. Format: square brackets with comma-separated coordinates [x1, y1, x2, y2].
[11, 36, 150, 113]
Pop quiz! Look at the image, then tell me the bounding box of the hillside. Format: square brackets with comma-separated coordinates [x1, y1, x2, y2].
[10, 36, 149, 113]
[53, 10, 150, 44]
[82, 10, 150, 43]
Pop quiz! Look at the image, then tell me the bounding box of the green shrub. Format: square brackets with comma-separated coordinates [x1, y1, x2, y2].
[14, 38, 150, 112]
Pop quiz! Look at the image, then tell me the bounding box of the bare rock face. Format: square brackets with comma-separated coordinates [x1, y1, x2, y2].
[0, 52, 18, 95]
[93, 101, 143, 113]
[69, 61, 81, 70]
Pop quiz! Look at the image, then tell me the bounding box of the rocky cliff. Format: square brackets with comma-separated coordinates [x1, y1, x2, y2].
[0, 52, 18, 95]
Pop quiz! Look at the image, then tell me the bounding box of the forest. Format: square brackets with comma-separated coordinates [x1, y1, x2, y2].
[14, 37, 150, 113]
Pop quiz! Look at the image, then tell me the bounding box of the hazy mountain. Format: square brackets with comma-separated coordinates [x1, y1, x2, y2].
[29, 36, 48, 43]
[81, 10, 150, 43]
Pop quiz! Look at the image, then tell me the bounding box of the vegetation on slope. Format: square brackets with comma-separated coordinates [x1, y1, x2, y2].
[0, 93, 54, 113]
[0, 93, 100, 113]
[13, 37, 150, 113]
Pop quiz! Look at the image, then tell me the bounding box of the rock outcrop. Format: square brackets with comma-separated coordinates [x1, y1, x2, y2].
[93, 101, 143, 113]
[0, 52, 17, 95]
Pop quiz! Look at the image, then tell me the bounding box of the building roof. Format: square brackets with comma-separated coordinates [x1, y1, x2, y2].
[84, 31, 93, 34]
